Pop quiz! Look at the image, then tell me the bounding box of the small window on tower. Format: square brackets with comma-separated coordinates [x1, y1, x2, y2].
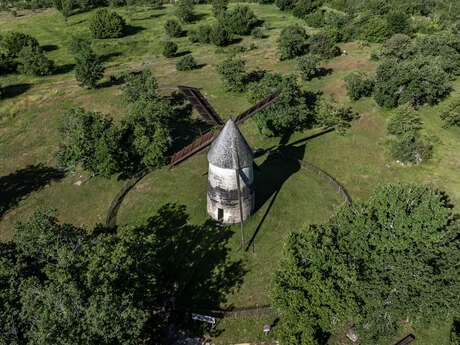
[218, 208, 224, 221]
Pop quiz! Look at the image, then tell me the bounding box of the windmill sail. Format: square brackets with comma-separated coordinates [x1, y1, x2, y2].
[234, 89, 281, 125]
[169, 130, 218, 170]
[178, 86, 224, 126]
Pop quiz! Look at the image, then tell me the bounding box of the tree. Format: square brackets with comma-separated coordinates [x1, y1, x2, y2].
[121, 69, 159, 105]
[385, 11, 411, 35]
[221, 5, 258, 35]
[17, 45, 54, 76]
[247, 73, 317, 136]
[359, 16, 392, 43]
[211, 0, 228, 17]
[176, 55, 197, 71]
[175, 0, 194, 23]
[216, 56, 247, 92]
[1, 31, 39, 58]
[162, 41, 178, 58]
[56, 108, 122, 177]
[89, 9, 126, 39]
[271, 183, 460, 344]
[314, 100, 356, 134]
[308, 31, 340, 59]
[344, 72, 374, 101]
[209, 23, 231, 46]
[440, 99, 460, 128]
[71, 37, 104, 89]
[379, 34, 413, 60]
[164, 19, 183, 38]
[277, 25, 308, 60]
[53, 0, 74, 19]
[296, 54, 320, 81]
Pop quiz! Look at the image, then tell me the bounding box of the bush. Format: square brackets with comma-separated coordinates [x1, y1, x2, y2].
[296, 54, 320, 81]
[314, 100, 356, 134]
[277, 25, 308, 60]
[209, 24, 231, 46]
[440, 99, 460, 128]
[162, 41, 178, 58]
[275, 0, 294, 11]
[292, 0, 320, 19]
[211, 0, 227, 17]
[71, 37, 105, 88]
[216, 56, 247, 92]
[251, 27, 264, 39]
[385, 11, 411, 35]
[387, 104, 422, 137]
[175, 0, 194, 23]
[164, 19, 182, 38]
[196, 24, 212, 43]
[89, 9, 126, 39]
[176, 55, 197, 71]
[308, 31, 340, 59]
[359, 16, 393, 43]
[374, 57, 451, 108]
[17, 45, 54, 76]
[1, 31, 39, 58]
[344, 72, 374, 101]
[304, 10, 325, 28]
[221, 5, 258, 35]
[379, 34, 413, 60]
[121, 70, 158, 104]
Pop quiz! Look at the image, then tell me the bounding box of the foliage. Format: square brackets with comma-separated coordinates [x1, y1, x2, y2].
[308, 31, 340, 59]
[164, 19, 183, 38]
[314, 100, 356, 134]
[251, 27, 264, 39]
[121, 69, 158, 104]
[209, 23, 231, 46]
[271, 183, 460, 344]
[175, 0, 194, 23]
[452, 319, 460, 345]
[17, 45, 54, 76]
[216, 56, 247, 92]
[56, 108, 122, 177]
[374, 56, 451, 108]
[0, 204, 243, 345]
[344, 72, 374, 101]
[247, 73, 317, 136]
[359, 16, 393, 43]
[274, 0, 294, 11]
[387, 103, 422, 136]
[292, 0, 322, 19]
[277, 25, 308, 60]
[176, 54, 197, 71]
[440, 99, 460, 128]
[196, 24, 212, 43]
[295, 54, 320, 81]
[53, 0, 74, 19]
[89, 9, 126, 39]
[379, 34, 413, 60]
[162, 41, 178, 58]
[0, 31, 39, 58]
[304, 10, 325, 27]
[385, 11, 412, 35]
[211, 0, 227, 17]
[70, 37, 104, 89]
[221, 5, 259, 35]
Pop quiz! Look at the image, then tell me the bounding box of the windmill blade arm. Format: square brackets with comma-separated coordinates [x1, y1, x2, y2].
[234, 89, 281, 125]
[169, 130, 217, 170]
[177, 86, 224, 126]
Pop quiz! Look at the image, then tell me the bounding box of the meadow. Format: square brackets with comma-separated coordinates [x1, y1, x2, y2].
[0, 3, 459, 344]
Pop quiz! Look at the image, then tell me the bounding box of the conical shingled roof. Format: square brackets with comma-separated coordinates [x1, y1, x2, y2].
[208, 119, 253, 169]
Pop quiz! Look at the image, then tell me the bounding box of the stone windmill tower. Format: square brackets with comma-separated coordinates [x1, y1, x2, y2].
[206, 119, 254, 224]
[169, 86, 280, 247]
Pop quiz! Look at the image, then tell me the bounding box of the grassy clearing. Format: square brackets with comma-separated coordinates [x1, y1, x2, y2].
[1, 3, 458, 344]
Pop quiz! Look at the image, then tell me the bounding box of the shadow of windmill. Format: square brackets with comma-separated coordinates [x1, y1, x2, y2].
[246, 128, 334, 251]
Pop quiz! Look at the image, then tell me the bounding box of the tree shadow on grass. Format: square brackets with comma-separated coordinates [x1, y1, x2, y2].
[124, 25, 146, 37]
[175, 50, 191, 58]
[315, 67, 333, 79]
[1, 83, 32, 100]
[41, 44, 59, 52]
[99, 51, 122, 63]
[135, 12, 164, 20]
[0, 164, 66, 220]
[98, 73, 126, 88]
[54, 63, 75, 75]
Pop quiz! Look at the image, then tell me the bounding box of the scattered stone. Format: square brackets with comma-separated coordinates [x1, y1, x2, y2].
[346, 326, 358, 342]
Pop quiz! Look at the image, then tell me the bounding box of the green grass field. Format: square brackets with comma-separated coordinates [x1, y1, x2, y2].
[1, 4, 459, 344]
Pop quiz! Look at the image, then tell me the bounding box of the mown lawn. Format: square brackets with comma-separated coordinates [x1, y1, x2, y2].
[0, 4, 458, 344]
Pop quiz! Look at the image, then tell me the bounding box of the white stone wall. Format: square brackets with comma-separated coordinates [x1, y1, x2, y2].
[207, 163, 254, 224]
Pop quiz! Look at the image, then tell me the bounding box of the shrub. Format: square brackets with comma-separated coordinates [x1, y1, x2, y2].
[292, 0, 319, 19]
[385, 11, 411, 35]
[176, 55, 197, 71]
[187, 29, 199, 43]
[71, 37, 105, 88]
[387, 104, 422, 137]
[344, 72, 374, 101]
[304, 10, 325, 28]
[175, 0, 194, 23]
[308, 31, 340, 59]
[1, 32, 39, 58]
[197, 24, 212, 43]
[275, 0, 294, 11]
[296, 54, 320, 81]
[221, 5, 258, 35]
[359, 16, 393, 43]
[379, 34, 413, 60]
[211, 0, 228, 17]
[440, 99, 460, 128]
[89, 9, 126, 39]
[216, 56, 247, 92]
[277, 25, 308, 60]
[251, 27, 264, 39]
[162, 41, 178, 58]
[314, 100, 356, 134]
[121, 70, 158, 104]
[164, 19, 182, 38]
[209, 24, 231, 46]
[17, 45, 54, 76]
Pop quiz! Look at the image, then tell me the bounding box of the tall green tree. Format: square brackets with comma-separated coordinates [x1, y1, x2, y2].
[175, 0, 194, 23]
[271, 183, 460, 344]
[277, 25, 309, 60]
[70, 37, 104, 89]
